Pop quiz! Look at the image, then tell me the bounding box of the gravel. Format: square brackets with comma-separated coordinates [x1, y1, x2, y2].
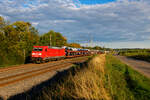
[0, 57, 88, 100]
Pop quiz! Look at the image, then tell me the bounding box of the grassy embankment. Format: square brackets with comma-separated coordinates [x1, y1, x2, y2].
[36, 54, 110, 100]
[119, 49, 150, 62]
[13, 54, 150, 100]
[35, 54, 150, 100]
[105, 55, 150, 100]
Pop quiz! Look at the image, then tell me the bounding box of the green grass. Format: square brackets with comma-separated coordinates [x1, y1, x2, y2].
[105, 55, 150, 100]
[0, 54, 25, 68]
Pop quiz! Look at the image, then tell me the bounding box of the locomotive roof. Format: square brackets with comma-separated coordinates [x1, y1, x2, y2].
[48, 46, 63, 49]
[33, 46, 63, 49]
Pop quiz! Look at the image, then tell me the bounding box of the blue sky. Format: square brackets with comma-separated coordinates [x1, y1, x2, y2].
[78, 0, 116, 5]
[0, 0, 150, 48]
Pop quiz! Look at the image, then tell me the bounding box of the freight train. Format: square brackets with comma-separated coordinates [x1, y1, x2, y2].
[31, 46, 102, 63]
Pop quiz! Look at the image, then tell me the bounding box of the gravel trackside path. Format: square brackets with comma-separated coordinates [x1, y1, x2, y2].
[0, 57, 88, 99]
[116, 56, 150, 78]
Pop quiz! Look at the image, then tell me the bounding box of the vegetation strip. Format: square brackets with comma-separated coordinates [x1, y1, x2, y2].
[105, 55, 150, 100]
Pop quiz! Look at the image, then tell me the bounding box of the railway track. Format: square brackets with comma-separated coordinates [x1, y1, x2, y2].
[0, 56, 88, 88]
[0, 63, 71, 87]
[0, 56, 86, 73]
[0, 56, 88, 99]
[0, 58, 71, 73]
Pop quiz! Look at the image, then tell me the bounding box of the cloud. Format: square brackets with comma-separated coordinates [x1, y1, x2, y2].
[0, 0, 150, 48]
[32, 22, 39, 26]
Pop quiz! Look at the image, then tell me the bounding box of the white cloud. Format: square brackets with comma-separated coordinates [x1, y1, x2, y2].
[32, 22, 39, 26]
[0, 0, 150, 48]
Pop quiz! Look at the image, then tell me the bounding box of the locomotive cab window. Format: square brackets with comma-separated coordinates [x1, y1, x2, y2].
[33, 48, 43, 51]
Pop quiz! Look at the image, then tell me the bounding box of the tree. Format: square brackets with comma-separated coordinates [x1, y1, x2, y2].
[12, 21, 40, 62]
[39, 30, 67, 47]
[0, 19, 40, 66]
[67, 43, 81, 48]
[93, 46, 102, 50]
[55, 32, 67, 46]
[0, 16, 6, 29]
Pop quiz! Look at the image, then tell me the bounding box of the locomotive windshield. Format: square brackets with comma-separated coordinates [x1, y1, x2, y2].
[33, 48, 43, 51]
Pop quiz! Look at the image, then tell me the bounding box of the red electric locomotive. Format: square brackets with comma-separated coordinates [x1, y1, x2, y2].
[31, 46, 65, 63]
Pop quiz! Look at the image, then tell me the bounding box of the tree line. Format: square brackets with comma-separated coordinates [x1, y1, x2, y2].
[0, 16, 81, 67]
[0, 16, 107, 67]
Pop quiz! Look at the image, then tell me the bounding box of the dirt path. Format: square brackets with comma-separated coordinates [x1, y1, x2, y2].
[116, 56, 150, 78]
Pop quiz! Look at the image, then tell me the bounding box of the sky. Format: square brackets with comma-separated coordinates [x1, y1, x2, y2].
[79, 0, 116, 5]
[0, 0, 150, 48]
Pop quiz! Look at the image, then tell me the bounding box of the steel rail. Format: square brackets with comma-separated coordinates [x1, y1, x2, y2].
[0, 57, 84, 73]
[0, 58, 88, 87]
[0, 63, 72, 87]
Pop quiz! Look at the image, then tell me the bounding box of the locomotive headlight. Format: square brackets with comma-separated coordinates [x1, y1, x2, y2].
[32, 53, 35, 55]
[39, 53, 42, 55]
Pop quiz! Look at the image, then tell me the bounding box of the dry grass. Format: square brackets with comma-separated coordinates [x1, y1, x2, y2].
[71, 54, 109, 100]
[38, 54, 150, 100]
[40, 54, 111, 100]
